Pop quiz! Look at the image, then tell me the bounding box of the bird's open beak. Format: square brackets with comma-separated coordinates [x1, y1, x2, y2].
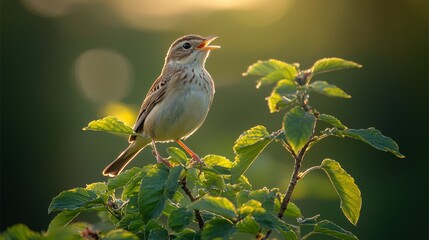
[197, 36, 221, 51]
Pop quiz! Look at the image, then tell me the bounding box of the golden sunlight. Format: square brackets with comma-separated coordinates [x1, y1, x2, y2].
[107, 0, 294, 30]
[100, 102, 137, 126]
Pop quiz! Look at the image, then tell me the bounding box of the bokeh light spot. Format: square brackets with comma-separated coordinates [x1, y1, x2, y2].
[74, 49, 133, 104]
[20, 0, 89, 17]
[100, 102, 137, 127]
[107, 0, 294, 30]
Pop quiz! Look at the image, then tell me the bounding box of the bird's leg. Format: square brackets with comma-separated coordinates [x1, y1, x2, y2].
[176, 140, 206, 169]
[151, 139, 172, 167]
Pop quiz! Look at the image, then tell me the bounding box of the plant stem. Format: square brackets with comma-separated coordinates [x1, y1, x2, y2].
[262, 141, 311, 239]
[277, 154, 302, 220]
[180, 176, 205, 229]
[299, 166, 321, 179]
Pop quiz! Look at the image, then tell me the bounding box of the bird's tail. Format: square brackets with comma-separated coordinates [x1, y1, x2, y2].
[103, 138, 151, 177]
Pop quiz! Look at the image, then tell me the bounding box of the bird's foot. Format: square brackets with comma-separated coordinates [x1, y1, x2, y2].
[152, 149, 172, 167]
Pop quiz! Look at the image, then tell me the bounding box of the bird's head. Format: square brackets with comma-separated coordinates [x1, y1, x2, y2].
[165, 34, 220, 67]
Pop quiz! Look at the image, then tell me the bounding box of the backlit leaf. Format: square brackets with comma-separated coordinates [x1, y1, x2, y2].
[203, 155, 233, 175]
[103, 229, 139, 240]
[283, 106, 316, 154]
[283, 202, 302, 218]
[267, 79, 298, 113]
[46, 210, 80, 236]
[83, 116, 134, 135]
[189, 196, 237, 220]
[313, 220, 358, 240]
[231, 126, 273, 183]
[138, 164, 183, 222]
[311, 58, 362, 75]
[236, 216, 260, 234]
[243, 59, 297, 88]
[338, 128, 405, 158]
[202, 218, 235, 240]
[1, 224, 42, 240]
[107, 167, 141, 190]
[48, 188, 100, 213]
[166, 147, 189, 165]
[320, 159, 361, 225]
[309, 81, 351, 98]
[318, 114, 347, 130]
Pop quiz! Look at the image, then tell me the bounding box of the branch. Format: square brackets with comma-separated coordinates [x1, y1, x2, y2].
[262, 140, 311, 239]
[298, 166, 321, 179]
[180, 176, 205, 229]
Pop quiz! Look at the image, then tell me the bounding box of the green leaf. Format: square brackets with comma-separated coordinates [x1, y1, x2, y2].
[1, 224, 42, 240]
[272, 190, 301, 218]
[202, 218, 235, 240]
[236, 216, 260, 234]
[46, 222, 89, 240]
[147, 229, 169, 240]
[48, 188, 99, 213]
[237, 200, 262, 216]
[231, 126, 273, 183]
[168, 208, 194, 232]
[309, 81, 351, 98]
[167, 147, 189, 165]
[313, 220, 358, 240]
[82, 116, 134, 135]
[107, 167, 141, 191]
[267, 79, 297, 113]
[124, 195, 139, 215]
[175, 228, 196, 240]
[145, 220, 169, 240]
[117, 213, 145, 233]
[165, 166, 183, 199]
[283, 106, 316, 154]
[138, 164, 182, 222]
[318, 114, 347, 130]
[104, 229, 139, 240]
[123, 165, 152, 199]
[283, 202, 302, 218]
[85, 182, 108, 194]
[252, 208, 292, 234]
[248, 188, 277, 214]
[243, 59, 298, 88]
[172, 191, 185, 203]
[311, 58, 362, 75]
[203, 155, 233, 175]
[193, 231, 202, 240]
[46, 210, 80, 235]
[338, 128, 405, 158]
[320, 159, 361, 225]
[203, 171, 225, 190]
[189, 196, 237, 220]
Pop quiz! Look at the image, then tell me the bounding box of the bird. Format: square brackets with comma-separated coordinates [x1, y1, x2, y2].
[102, 34, 220, 177]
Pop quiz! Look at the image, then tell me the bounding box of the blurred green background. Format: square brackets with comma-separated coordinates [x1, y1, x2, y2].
[1, 0, 427, 239]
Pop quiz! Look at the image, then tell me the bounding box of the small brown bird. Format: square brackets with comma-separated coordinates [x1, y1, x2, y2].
[103, 34, 220, 177]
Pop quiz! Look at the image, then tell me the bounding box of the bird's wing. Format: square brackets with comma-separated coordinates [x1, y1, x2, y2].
[129, 72, 173, 141]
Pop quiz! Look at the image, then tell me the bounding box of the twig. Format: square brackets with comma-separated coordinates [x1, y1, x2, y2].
[262, 140, 311, 239]
[180, 176, 205, 229]
[298, 166, 321, 179]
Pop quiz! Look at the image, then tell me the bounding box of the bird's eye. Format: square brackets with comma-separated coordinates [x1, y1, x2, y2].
[182, 42, 191, 49]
